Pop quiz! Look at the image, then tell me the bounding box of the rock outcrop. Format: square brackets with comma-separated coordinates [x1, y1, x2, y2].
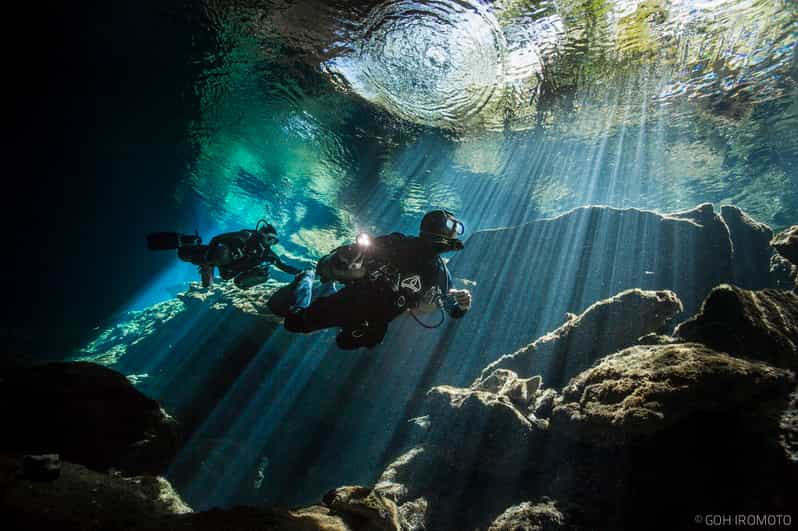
[475, 289, 683, 389]
[674, 285, 798, 370]
[372, 279, 798, 530]
[0, 362, 179, 476]
[720, 205, 791, 288]
[488, 499, 568, 531]
[0, 454, 191, 531]
[441, 204, 734, 374]
[771, 225, 798, 291]
[550, 343, 795, 446]
[771, 225, 798, 265]
[1, 451, 403, 531]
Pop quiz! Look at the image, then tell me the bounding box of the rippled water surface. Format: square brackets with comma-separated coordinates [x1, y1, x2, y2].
[182, 0, 797, 259]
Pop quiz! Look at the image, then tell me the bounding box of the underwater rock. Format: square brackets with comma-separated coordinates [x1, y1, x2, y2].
[475, 289, 683, 389]
[473, 369, 541, 410]
[19, 453, 61, 482]
[0, 453, 191, 531]
[720, 205, 789, 288]
[532, 388, 559, 419]
[488, 499, 568, 531]
[780, 387, 798, 463]
[177, 279, 284, 318]
[149, 506, 355, 531]
[323, 485, 402, 531]
[674, 285, 798, 370]
[77, 280, 282, 368]
[771, 225, 798, 265]
[425, 383, 546, 468]
[550, 343, 795, 446]
[0, 362, 179, 476]
[635, 332, 681, 345]
[445, 203, 733, 368]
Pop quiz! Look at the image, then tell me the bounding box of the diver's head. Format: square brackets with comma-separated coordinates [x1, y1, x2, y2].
[256, 220, 279, 245]
[420, 210, 465, 252]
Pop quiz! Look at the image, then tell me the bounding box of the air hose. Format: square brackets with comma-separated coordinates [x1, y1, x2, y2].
[409, 307, 445, 329]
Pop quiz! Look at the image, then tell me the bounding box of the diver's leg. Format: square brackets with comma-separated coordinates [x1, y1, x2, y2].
[178, 245, 209, 265]
[290, 270, 315, 310]
[233, 266, 270, 289]
[312, 280, 339, 301]
[283, 286, 358, 333]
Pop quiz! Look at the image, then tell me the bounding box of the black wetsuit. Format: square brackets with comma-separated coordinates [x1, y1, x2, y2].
[283, 233, 465, 349]
[179, 229, 300, 288]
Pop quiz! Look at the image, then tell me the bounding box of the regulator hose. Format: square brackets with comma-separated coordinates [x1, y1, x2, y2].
[409, 307, 445, 329]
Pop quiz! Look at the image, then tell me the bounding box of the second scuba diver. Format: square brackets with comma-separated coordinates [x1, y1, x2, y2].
[147, 220, 303, 289]
[268, 210, 472, 349]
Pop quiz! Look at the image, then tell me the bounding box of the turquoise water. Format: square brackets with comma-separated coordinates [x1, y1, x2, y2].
[183, 0, 797, 265]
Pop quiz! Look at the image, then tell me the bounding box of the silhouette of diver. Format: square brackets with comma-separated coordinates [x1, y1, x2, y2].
[268, 210, 472, 349]
[146, 220, 302, 289]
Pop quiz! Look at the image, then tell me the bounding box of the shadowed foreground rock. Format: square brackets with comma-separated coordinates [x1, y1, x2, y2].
[476, 289, 683, 389]
[1, 449, 402, 531]
[771, 225, 798, 265]
[488, 499, 568, 531]
[0, 362, 178, 476]
[720, 205, 792, 288]
[674, 285, 798, 370]
[0, 454, 191, 531]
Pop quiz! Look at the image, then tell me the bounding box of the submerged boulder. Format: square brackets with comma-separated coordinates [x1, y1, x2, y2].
[0, 362, 179, 476]
[720, 205, 789, 288]
[674, 285, 798, 370]
[550, 343, 795, 446]
[476, 289, 683, 389]
[488, 499, 568, 531]
[771, 225, 798, 265]
[322, 486, 401, 531]
[0, 454, 191, 531]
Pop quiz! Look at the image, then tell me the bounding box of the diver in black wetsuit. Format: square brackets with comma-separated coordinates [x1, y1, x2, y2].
[147, 220, 302, 289]
[269, 210, 472, 349]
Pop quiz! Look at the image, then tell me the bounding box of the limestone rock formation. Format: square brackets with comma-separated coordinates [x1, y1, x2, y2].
[771, 225, 798, 291]
[771, 225, 798, 265]
[0, 362, 179, 476]
[322, 486, 402, 531]
[475, 289, 683, 389]
[373, 280, 798, 530]
[720, 205, 790, 288]
[0, 454, 191, 531]
[488, 499, 568, 531]
[442, 203, 733, 369]
[550, 343, 795, 446]
[424, 383, 546, 468]
[674, 285, 798, 370]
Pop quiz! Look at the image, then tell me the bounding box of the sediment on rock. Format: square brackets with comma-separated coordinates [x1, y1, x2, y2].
[475, 289, 683, 389]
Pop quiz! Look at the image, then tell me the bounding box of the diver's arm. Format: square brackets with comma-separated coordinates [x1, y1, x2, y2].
[267, 250, 303, 275]
[442, 265, 470, 318]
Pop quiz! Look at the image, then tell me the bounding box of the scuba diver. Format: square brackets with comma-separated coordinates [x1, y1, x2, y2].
[268, 210, 472, 350]
[146, 220, 303, 289]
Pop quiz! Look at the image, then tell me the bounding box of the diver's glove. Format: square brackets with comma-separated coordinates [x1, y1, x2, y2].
[444, 289, 471, 319]
[449, 289, 472, 311]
